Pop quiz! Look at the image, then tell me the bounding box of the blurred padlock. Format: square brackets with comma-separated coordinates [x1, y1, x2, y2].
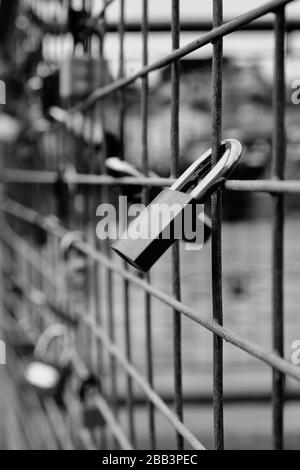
[60, 56, 110, 100]
[112, 139, 242, 272]
[23, 324, 73, 404]
[60, 231, 88, 295]
[79, 375, 105, 430]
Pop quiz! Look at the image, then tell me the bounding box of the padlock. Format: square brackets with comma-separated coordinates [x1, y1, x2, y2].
[23, 324, 73, 405]
[106, 157, 212, 241]
[60, 231, 88, 294]
[112, 139, 242, 272]
[59, 56, 111, 100]
[79, 375, 105, 430]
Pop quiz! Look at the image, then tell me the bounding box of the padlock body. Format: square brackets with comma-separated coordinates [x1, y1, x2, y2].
[112, 188, 201, 272]
[60, 57, 110, 99]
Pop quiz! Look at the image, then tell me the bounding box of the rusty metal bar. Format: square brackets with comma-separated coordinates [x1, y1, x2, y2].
[88, 18, 300, 33]
[272, 6, 287, 451]
[120, 0, 135, 446]
[118, 0, 126, 161]
[211, 0, 224, 451]
[141, 0, 156, 451]
[118, 0, 136, 448]
[171, 0, 184, 451]
[99, 10, 119, 441]
[5, 171, 300, 194]
[97, 1, 110, 450]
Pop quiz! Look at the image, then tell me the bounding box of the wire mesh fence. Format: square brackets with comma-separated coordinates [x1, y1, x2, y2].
[1, 0, 300, 450]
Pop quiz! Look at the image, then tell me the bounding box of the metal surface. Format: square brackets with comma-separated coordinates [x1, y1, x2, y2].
[272, 7, 287, 451]
[0, 0, 298, 451]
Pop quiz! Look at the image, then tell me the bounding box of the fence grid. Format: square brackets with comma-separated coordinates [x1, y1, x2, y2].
[0, 0, 299, 451]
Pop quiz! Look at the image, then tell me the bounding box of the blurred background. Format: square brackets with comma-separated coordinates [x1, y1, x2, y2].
[1, 0, 300, 450]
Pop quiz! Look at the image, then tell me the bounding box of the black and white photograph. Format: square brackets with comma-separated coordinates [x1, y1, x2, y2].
[0, 0, 300, 453]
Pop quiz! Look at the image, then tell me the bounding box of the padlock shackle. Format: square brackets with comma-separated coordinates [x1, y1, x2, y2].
[60, 231, 84, 259]
[171, 139, 242, 202]
[34, 324, 73, 366]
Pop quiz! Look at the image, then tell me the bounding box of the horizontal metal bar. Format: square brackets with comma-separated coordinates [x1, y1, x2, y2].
[26, 6, 300, 34]
[83, 19, 300, 33]
[2, 198, 300, 383]
[115, 18, 300, 33]
[90, 392, 300, 406]
[225, 180, 300, 194]
[3, 170, 300, 194]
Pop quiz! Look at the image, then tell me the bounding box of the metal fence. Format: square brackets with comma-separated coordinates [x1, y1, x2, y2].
[1, 0, 300, 451]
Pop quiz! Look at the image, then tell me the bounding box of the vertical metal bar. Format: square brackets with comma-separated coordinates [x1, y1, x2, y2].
[82, 5, 93, 367]
[123, 281, 136, 447]
[98, 2, 119, 444]
[119, 0, 125, 161]
[141, 0, 156, 450]
[211, 0, 224, 451]
[272, 6, 286, 451]
[117, 0, 136, 448]
[95, 0, 109, 449]
[171, 0, 184, 451]
[105, 122, 118, 445]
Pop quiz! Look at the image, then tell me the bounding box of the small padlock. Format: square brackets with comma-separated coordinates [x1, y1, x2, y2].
[112, 139, 242, 272]
[23, 324, 73, 405]
[60, 56, 110, 100]
[79, 375, 105, 430]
